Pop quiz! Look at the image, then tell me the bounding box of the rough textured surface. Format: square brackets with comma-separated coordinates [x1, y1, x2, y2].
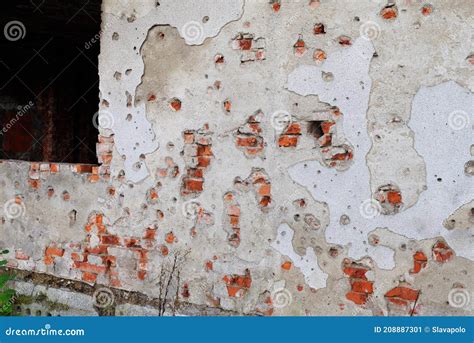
[1, 0, 473, 316]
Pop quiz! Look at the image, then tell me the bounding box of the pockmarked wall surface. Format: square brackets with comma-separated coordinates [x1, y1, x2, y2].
[1, 0, 473, 316]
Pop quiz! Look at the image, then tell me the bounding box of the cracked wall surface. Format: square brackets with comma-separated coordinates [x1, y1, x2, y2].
[1, 0, 473, 316]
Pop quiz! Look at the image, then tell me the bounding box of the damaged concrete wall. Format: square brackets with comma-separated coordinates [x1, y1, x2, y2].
[0, 0, 473, 316]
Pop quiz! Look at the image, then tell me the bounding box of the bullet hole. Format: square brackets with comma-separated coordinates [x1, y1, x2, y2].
[368, 234, 380, 246]
[169, 98, 182, 111]
[469, 208, 474, 224]
[147, 94, 156, 101]
[62, 191, 70, 201]
[354, 16, 360, 22]
[466, 54, 474, 65]
[133, 162, 142, 171]
[374, 134, 382, 142]
[340, 214, 350, 225]
[421, 4, 433, 16]
[114, 72, 122, 80]
[322, 71, 334, 82]
[166, 142, 175, 151]
[112, 32, 119, 40]
[139, 154, 146, 160]
[380, 4, 398, 20]
[107, 186, 115, 196]
[118, 170, 126, 181]
[328, 246, 340, 258]
[202, 16, 209, 23]
[443, 218, 456, 230]
[399, 243, 407, 251]
[125, 91, 132, 107]
[313, 49, 326, 63]
[69, 209, 77, 226]
[337, 35, 352, 46]
[464, 160, 474, 176]
[293, 35, 306, 57]
[223, 99, 232, 113]
[437, 177, 442, 182]
[157, 31, 165, 39]
[126, 113, 132, 121]
[304, 214, 321, 230]
[313, 23, 326, 34]
[125, 69, 132, 75]
[214, 54, 225, 64]
[47, 186, 55, 198]
[270, 0, 281, 12]
[101, 99, 109, 107]
[375, 184, 403, 215]
[294, 214, 301, 221]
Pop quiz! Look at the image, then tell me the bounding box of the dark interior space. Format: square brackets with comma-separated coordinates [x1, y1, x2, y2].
[0, 0, 102, 163]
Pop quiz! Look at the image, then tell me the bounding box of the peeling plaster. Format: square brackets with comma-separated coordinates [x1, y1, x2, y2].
[287, 45, 473, 268]
[99, 0, 244, 182]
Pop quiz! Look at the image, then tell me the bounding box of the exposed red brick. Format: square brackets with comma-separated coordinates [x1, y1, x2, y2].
[343, 259, 374, 305]
[82, 272, 97, 283]
[421, 4, 433, 16]
[313, 23, 326, 35]
[380, 4, 398, 20]
[223, 269, 252, 298]
[169, 98, 182, 111]
[432, 240, 454, 263]
[384, 283, 420, 309]
[410, 251, 428, 274]
[338, 35, 352, 46]
[313, 49, 327, 63]
[294, 35, 306, 56]
[235, 110, 265, 158]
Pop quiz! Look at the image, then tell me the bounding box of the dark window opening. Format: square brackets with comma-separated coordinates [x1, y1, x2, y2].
[0, 0, 101, 163]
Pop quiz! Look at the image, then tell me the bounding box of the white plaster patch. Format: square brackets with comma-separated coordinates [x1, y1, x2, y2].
[99, 0, 244, 182]
[286, 37, 473, 268]
[271, 223, 328, 289]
